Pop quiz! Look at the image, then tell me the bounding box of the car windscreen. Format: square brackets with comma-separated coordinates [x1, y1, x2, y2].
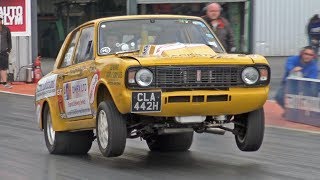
[98, 19, 224, 55]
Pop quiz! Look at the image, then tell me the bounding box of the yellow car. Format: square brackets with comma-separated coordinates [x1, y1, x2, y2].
[35, 15, 270, 157]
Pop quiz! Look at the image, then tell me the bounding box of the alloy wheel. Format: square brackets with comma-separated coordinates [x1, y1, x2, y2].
[98, 110, 109, 149]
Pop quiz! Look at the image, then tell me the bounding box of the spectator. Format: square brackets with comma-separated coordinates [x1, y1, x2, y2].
[0, 15, 12, 88]
[275, 46, 318, 108]
[152, 4, 172, 14]
[307, 14, 320, 57]
[202, 2, 236, 53]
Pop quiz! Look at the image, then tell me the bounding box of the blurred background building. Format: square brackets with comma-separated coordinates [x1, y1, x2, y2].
[1, 0, 320, 81]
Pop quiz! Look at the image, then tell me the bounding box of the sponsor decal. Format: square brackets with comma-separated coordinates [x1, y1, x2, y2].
[109, 64, 119, 70]
[192, 21, 206, 27]
[107, 81, 121, 86]
[106, 72, 122, 78]
[89, 73, 99, 104]
[35, 74, 58, 101]
[56, 88, 62, 96]
[153, 43, 204, 56]
[206, 34, 214, 38]
[64, 46, 74, 66]
[68, 67, 84, 76]
[63, 78, 91, 118]
[100, 47, 111, 54]
[106, 65, 122, 79]
[142, 45, 151, 55]
[106, 65, 121, 86]
[177, 19, 190, 24]
[58, 94, 66, 118]
[285, 94, 320, 113]
[208, 41, 218, 47]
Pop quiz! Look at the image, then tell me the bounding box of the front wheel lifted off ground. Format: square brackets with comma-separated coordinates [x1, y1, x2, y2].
[234, 108, 265, 152]
[96, 100, 127, 157]
[43, 105, 93, 155]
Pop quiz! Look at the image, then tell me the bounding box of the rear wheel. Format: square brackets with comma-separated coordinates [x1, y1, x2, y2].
[234, 108, 265, 151]
[96, 100, 127, 157]
[146, 132, 194, 152]
[43, 105, 93, 154]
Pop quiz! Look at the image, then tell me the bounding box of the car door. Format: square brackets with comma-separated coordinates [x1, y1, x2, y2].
[50, 28, 80, 121]
[56, 25, 96, 120]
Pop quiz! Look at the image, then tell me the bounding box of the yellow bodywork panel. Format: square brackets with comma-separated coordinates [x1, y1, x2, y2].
[111, 87, 269, 117]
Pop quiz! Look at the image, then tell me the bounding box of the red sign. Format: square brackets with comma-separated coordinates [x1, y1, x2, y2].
[0, 0, 30, 36]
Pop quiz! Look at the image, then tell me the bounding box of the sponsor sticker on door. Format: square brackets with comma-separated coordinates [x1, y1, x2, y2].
[63, 78, 91, 118]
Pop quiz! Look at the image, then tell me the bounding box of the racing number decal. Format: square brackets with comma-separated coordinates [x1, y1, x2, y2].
[131, 92, 161, 112]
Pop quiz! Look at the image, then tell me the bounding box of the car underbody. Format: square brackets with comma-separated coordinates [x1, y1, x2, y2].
[126, 114, 240, 139]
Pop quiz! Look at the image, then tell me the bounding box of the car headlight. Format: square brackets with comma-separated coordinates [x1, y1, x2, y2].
[135, 68, 153, 87]
[242, 67, 259, 85]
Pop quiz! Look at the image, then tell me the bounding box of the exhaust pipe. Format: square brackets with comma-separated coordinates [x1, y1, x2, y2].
[205, 128, 225, 135]
[158, 128, 194, 135]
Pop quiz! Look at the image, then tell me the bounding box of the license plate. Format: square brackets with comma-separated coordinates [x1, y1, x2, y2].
[131, 92, 161, 113]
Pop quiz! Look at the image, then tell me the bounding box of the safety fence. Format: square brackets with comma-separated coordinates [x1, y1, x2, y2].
[285, 77, 320, 127]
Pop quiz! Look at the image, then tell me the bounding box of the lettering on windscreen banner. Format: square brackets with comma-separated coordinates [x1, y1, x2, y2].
[131, 92, 161, 112]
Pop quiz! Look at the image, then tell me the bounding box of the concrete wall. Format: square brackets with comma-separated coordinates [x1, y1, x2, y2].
[9, 36, 33, 82]
[253, 0, 320, 56]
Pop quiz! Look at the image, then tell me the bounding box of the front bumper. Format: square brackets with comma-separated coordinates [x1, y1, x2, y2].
[114, 87, 269, 116]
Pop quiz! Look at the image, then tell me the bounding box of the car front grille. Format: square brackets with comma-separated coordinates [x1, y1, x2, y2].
[153, 66, 243, 89]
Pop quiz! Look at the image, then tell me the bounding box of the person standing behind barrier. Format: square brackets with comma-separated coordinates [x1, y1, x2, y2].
[0, 15, 12, 88]
[202, 2, 236, 53]
[275, 46, 318, 108]
[307, 14, 320, 58]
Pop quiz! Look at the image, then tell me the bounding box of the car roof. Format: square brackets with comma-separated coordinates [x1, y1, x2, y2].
[81, 14, 205, 27]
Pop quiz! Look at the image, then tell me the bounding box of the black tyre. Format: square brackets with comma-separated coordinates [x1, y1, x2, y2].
[43, 105, 93, 155]
[96, 100, 127, 157]
[234, 108, 265, 151]
[146, 132, 194, 152]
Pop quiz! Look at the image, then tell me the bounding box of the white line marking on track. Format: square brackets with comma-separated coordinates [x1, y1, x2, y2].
[267, 125, 320, 134]
[0, 90, 34, 97]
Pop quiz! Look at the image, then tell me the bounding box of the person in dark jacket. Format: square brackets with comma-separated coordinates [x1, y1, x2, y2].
[275, 46, 318, 108]
[202, 2, 236, 53]
[0, 15, 12, 88]
[307, 14, 320, 58]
